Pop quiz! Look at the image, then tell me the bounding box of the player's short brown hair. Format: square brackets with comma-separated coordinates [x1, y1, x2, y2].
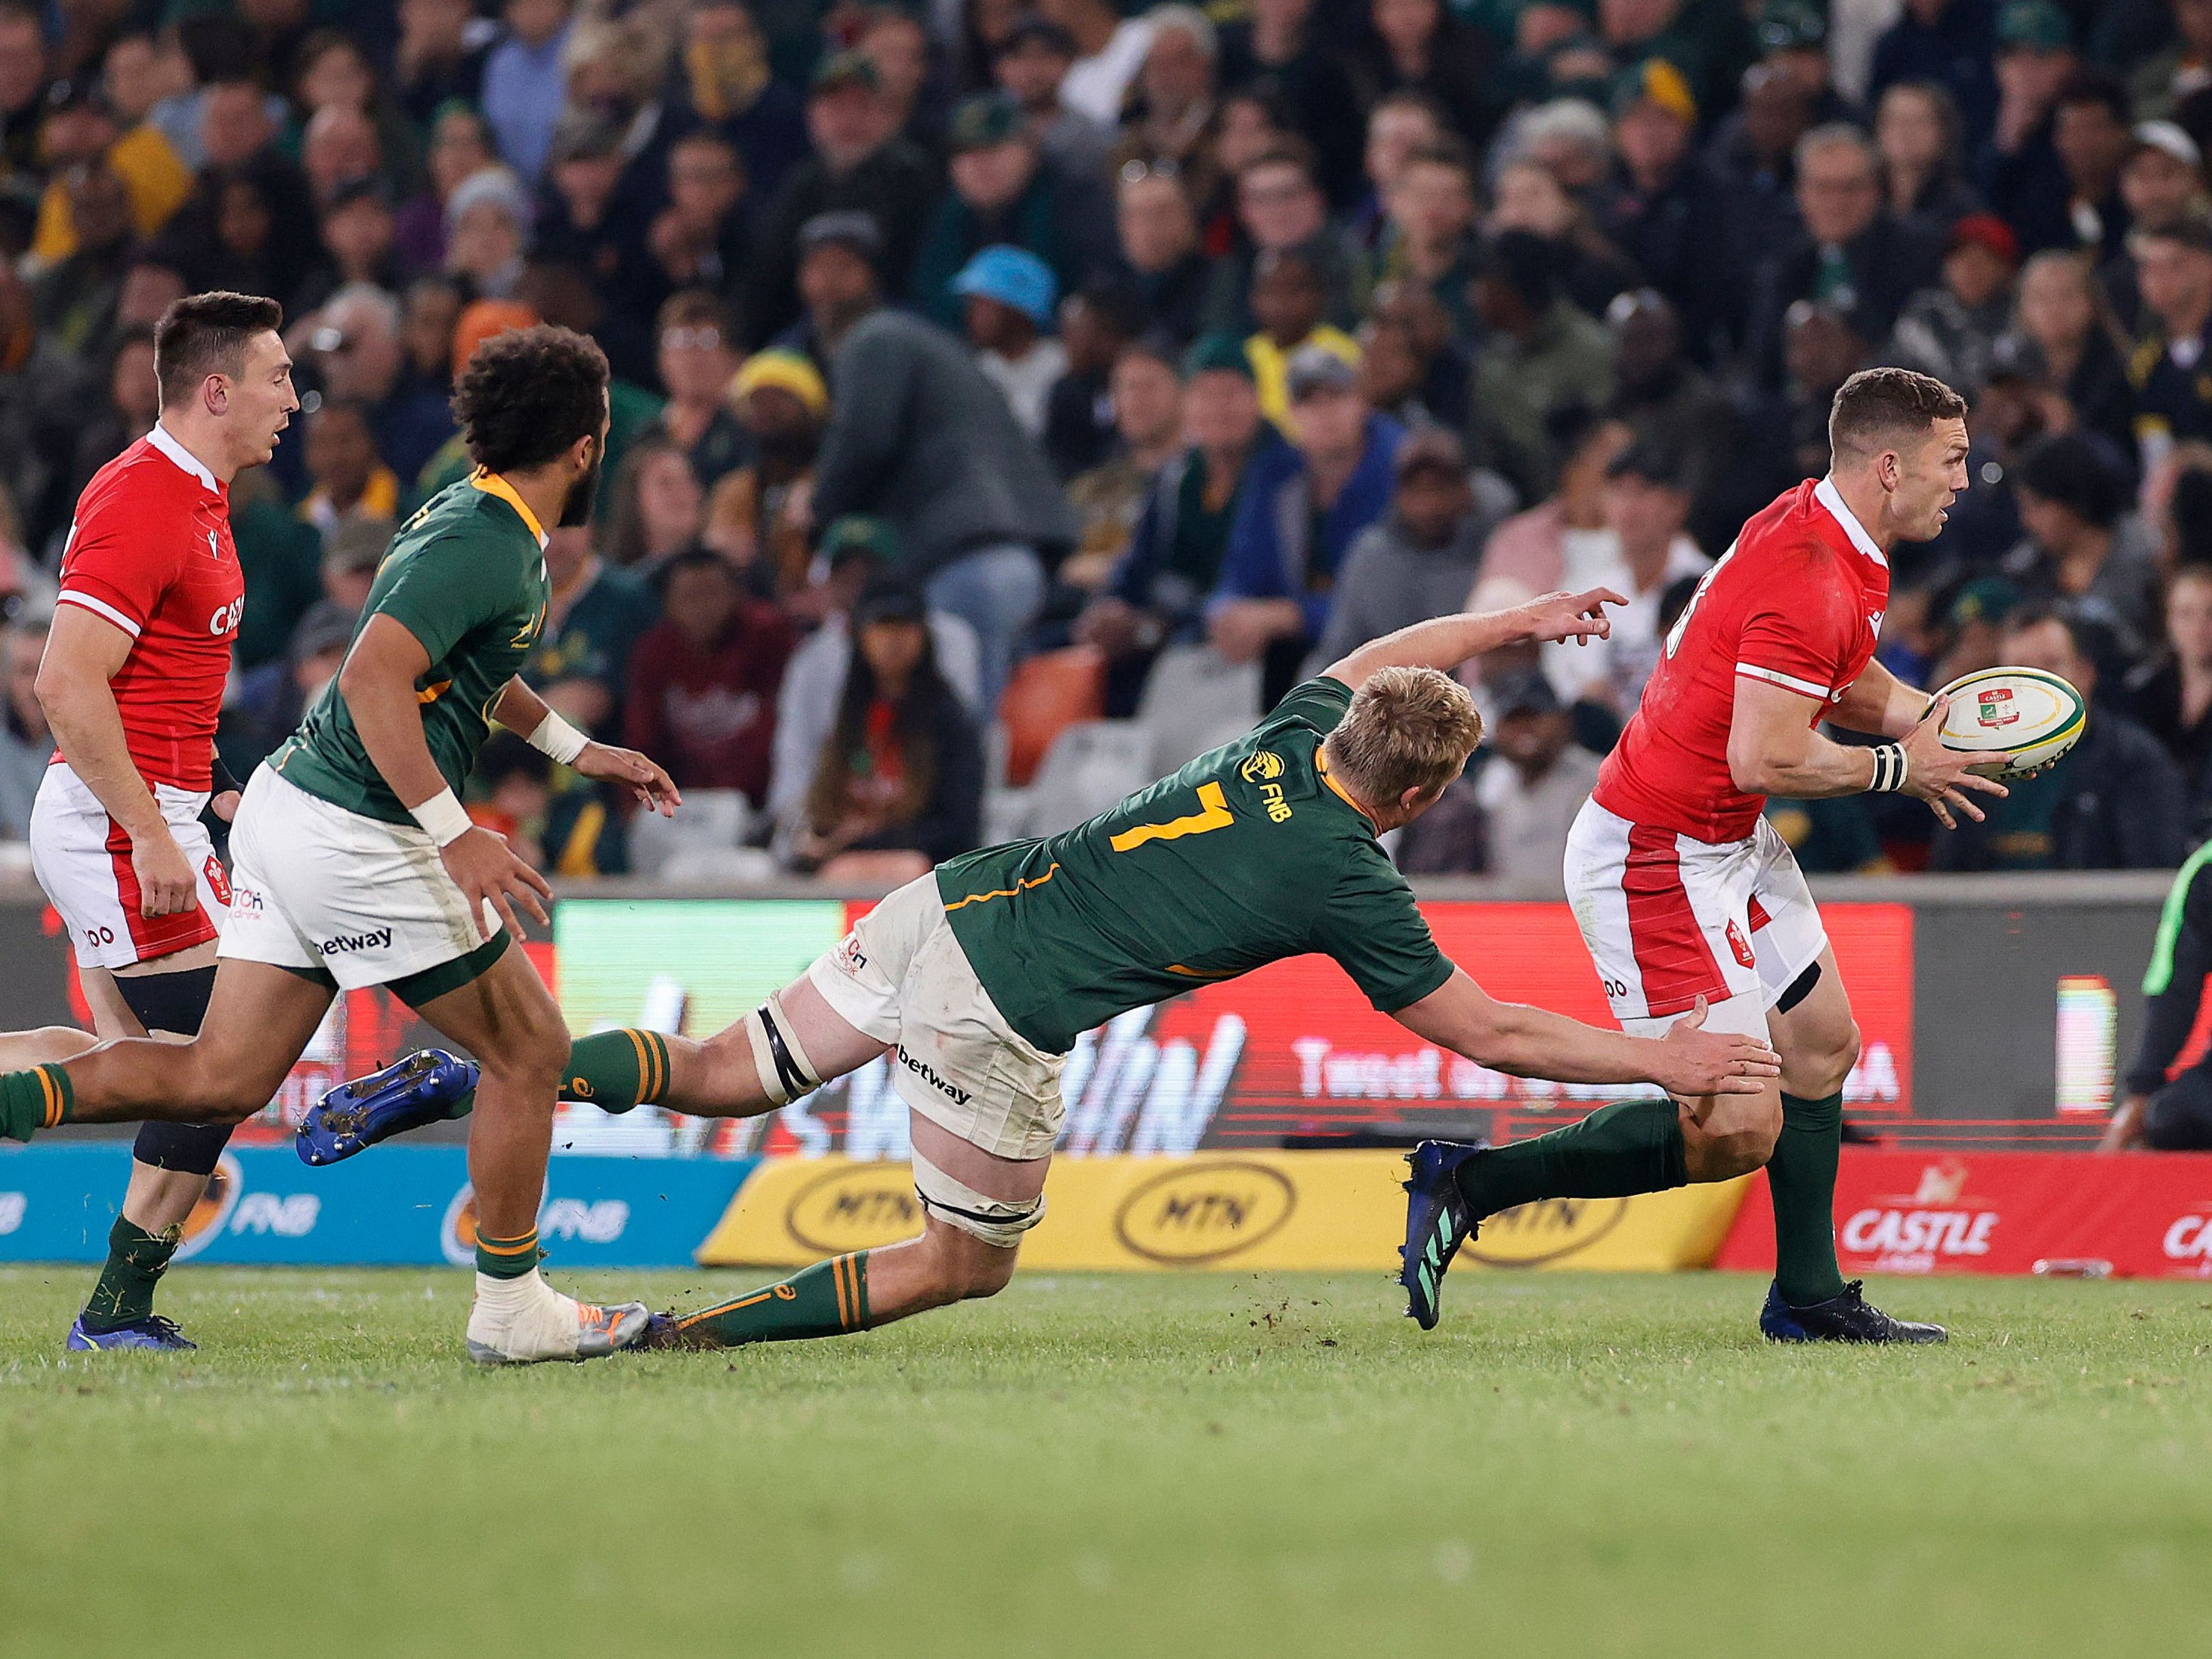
[152, 290, 283, 404]
[452, 323, 610, 474]
[1827, 367, 1967, 463]
[1323, 667, 1484, 808]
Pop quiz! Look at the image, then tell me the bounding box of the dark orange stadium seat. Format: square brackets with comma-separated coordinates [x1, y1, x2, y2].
[999, 646, 1107, 787]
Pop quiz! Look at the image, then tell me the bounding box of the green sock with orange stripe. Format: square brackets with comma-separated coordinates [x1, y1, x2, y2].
[0, 1064, 74, 1142]
[474, 1226, 543, 1278]
[434, 1030, 673, 1123]
[673, 1253, 871, 1347]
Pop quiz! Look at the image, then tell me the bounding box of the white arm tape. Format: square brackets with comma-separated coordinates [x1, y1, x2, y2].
[526, 709, 589, 765]
[409, 786, 475, 847]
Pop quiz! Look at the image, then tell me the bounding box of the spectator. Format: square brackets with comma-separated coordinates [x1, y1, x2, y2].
[2000, 432, 2161, 654]
[394, 101, 498, 275]
[1874, 80, 1982, 242]
[297, 400, 400, 546]
[400, 274, 464, 401]
[1044, 280, 1145, 479]
[66, 324, 158, 505]
[1883, 212, 2019, 395]
[635, 129, 751, 323]
[1349, 89, 1448, 251]
[1305, 427, 1504, 675]
[954, 245, 1067, 440]
[1605, 289, 1747, 561]
[788, 578, 984, 881]
[1749, 2, 1857, 128]
[299, 104, 385, 211]
[1701, 63, 1817, 345]
[290, 282, 456, 490]
[2130, 0, 2212, 123]
[807, 241, 1075, 713]
[1114, 162, 1210, 346]
[2103, 122, 2208, 335]
[1345, 0, 1501, 155]
[29, 74, 190, 274]
[1368, 277, 1471, 429]
[1932, 603, 2186, 871]
[480, 0, 576, 183]
[394, 0, 493, 132]
[0, 618, 54, 839]
[524, 524, 660, 740]
[1368, 141, 1480, 336]
[1486, 155, 1639, 320]
[0, 260, 92, 551]
[1745, 124, 1942, 387]
[1244, 248, 1361, 427]
[670, 2, 809, 209]
[650, 289, 749, 491]
[1548, 441, 1710, 712]
[1466, 230, 1614, 502]
[443, 164, 531, 298]
[744, 51, 939, 344]
[1203, 143, 1358, 337]
[1077, 334, 1287, 710]
[2005, 69, 2133, 261]
[1514, 96, 1616, 198]
[533, 113, 637, 297]
[912, 93, 1113, 333]
[993, 14, 1114, 185]
[1475, 409, 1633, 597]
[2125, 564, 2212, 798]
[1869, 0, 1999, 156]
[1216, 0, 1366, 205]
[466, 732, 552, 873]
[29, 158, 134, 358]
[706, 348, 827, 600]
[1211, 345, 1404, 704]
[2127, 207, 2212, 453]
[1064, 337, 1186, 587]
[221, 599, 357, 778]
[2010, 249, 2136, 458]
[855, 6, 941, 153]
[0, 2, 48, 177]
[771, 517, 983, 832]
[623, 547, 792, 805]
[1599, 59, 1715, 345]
[320, 519, 388, 616]
[1119, 8, 1222, 195]
[604, 434, 706, 577]
[295, 175, 403, 318]
[1979, 2, 2078, 230]
[1046, 0, 1157, 127]
[1470, 671, 1605, 889]
[1357, 311, 1442, 430]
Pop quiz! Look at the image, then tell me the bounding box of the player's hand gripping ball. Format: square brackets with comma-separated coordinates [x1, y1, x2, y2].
[1932, 666, 2087, 780]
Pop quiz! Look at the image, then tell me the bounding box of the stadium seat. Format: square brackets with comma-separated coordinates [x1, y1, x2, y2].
[1136, 644, 1262, 779]
[626, 788, 755, 879]
[999, 645, 1107, 787]
[1015, 720, 1157, 839]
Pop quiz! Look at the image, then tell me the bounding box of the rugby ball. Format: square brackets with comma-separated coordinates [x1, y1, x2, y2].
[1933, 666, 2087, 779]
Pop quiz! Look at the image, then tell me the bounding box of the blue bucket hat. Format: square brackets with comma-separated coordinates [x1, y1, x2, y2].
[950, 245, 1058, 328]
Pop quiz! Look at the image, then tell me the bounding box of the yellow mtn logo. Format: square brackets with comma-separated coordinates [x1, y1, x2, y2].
[1239, 751, 1285, 783]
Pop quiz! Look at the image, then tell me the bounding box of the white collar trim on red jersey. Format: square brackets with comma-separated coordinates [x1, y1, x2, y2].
[1813, 475, 1887, 569]
[147, 421, 220, 493]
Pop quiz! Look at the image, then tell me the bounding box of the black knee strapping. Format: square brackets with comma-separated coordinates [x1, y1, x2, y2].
[113, 964, 218, 1037]
[1775, 959, 1822, 1016]
[115, 967, 232, 1173]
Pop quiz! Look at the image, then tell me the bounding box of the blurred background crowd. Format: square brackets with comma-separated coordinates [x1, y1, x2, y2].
[2, 0, 2210, 889]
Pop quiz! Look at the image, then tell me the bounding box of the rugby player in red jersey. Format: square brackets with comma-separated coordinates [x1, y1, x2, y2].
[1404, 368, 2008, 1342]
[0, 292, 297, 1349]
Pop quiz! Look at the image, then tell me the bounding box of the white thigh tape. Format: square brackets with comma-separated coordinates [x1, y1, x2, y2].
[912, 1151, 1045, 1249]
[746, 990, 823, 1105]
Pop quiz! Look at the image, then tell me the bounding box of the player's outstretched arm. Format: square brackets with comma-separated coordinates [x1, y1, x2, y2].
[488, 678, 681, 818]
[1392, 969, 1779, 1098]
[1321, 589, 1625, 692]
[340, 617, 553, 937]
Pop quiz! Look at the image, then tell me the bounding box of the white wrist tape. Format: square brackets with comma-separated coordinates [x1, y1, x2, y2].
[409, 786, 475, 847]
[1868, 744, 1909, 793]
[526, 709, 589, 765]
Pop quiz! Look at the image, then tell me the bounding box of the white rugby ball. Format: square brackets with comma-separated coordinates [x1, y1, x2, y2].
[1933, 666, 2087, 779]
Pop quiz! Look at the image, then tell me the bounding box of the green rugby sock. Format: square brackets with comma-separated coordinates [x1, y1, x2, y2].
[1769, 1091, 1847, 1306]
[0, 1064, 73, 1142]
[675, 1253, 871, 1347]
[475, 1228, 542, 1278]
[81, 1217, 180, 1331]
[1453, 1098, 1688, 1220]
[435, 1030, 672, 1123]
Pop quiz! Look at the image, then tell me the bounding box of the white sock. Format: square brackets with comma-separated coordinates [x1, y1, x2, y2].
[473, 1267, 564, 1318]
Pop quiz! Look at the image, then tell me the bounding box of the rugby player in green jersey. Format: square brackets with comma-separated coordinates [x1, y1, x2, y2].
[307, 590, 1781, 1351]
[0, 326, 687, 1365]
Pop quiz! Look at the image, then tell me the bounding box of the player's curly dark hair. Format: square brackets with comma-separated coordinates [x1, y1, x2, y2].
[451, 324, 610, 474]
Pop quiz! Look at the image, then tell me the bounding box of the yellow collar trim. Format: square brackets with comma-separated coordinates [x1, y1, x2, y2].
[470, 468, 549, 548]
[1315, 748, 1376, 828]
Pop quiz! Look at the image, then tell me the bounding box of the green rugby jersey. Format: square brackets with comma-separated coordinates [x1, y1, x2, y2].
[271, 472, 549, 824]
[938, 678, 1453, 1054]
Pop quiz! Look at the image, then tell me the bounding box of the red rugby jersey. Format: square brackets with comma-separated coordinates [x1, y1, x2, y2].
[1592, 477, 1892, 845]
[54, 425, 244, 792]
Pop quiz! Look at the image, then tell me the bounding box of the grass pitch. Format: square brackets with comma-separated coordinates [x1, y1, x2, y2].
[1, 1266, 2207, 1659]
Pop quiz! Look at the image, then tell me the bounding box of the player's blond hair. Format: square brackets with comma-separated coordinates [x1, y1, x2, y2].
[1323, 667, 1484, 808]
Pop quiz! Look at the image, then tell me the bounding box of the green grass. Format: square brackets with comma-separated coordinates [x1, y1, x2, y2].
[2, 1267, 2208, 1659]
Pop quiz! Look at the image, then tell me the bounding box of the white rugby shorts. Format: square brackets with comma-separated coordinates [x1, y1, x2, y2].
[1563, 798, 1828, 1039]
[29, 762, 227, 969]
[218, 767, 500, 990]
[808, 873, 1065, 1160]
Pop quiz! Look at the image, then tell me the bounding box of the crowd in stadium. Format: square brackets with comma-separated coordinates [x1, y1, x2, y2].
[1, 0, 2209, 886]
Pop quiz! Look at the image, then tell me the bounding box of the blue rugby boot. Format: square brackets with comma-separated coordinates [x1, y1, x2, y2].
[1760, 1280, 1948, 1344]
[297, 1049, 479, 1166]
[66, 1314, 196, 1352]
[1400, 1139, 1488, 1331]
